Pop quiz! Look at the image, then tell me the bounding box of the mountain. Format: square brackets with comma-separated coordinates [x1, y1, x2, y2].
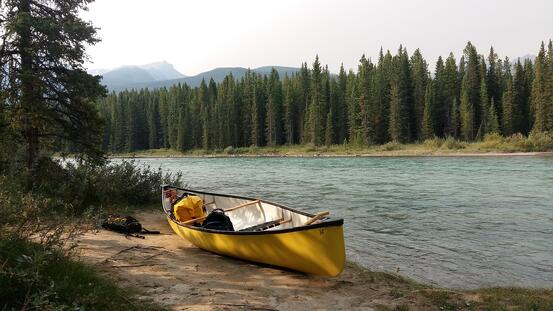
[137, 61, 186, 81]
[97, 65, 300, 92]
[90, 61, 187, 91]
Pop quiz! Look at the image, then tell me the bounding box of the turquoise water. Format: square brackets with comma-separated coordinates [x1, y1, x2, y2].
[129, 156, 553, 289]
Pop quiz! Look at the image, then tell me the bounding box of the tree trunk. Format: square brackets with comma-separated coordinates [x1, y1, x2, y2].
[18, 0, 39, 176]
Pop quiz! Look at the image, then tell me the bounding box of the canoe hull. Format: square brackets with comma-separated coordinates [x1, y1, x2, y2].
[167, 217, 345, 276]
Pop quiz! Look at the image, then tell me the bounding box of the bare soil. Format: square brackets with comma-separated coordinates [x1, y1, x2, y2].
[77, 210, 451, 311]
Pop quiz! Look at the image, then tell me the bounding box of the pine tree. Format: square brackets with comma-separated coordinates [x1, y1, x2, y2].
[388, 46, 411, 142]
[450, 97, 460, 138]
[345, 70, 359, 145]
[373, 49, 393, 144]
[388, 82, 404, 142]
[523, 59, 535, 130]
[266, 69, 283, 146]
[421, 81, 435, 140]
[545, 40, 553, 131]
[337, 64, 349, 143]
[356, 55, 373, 144]
[502, 73, 514, 136]
[486, 98, 500, 134]
[513, 60, 530, 134]
[325, 110, 334, 146]
[460, 42, 481, 140]
[487, 47, 501, 114]
[443, 53, 459, 137]
[433, 56, 446, 136]
[477, 60, 489, 139]
[531, 42, 546, 133]
[0, 0, 106, 172]
[410, 49, 429, 140]
[283, 76, 295, 145]
[307, 56, 324, 145]
[460, 83, 474, 140]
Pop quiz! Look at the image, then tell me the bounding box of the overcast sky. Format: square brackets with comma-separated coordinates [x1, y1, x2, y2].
[82, 0, 553, 75]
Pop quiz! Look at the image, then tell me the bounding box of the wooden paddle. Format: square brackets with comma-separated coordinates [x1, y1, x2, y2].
[182, 200, 261, 225]
[304, 211, 330, 226]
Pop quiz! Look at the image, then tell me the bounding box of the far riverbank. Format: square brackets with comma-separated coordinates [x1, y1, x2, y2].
[109, 135, 553, 158]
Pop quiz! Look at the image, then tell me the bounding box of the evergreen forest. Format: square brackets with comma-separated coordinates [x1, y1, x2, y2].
[96, 41, 553, 153]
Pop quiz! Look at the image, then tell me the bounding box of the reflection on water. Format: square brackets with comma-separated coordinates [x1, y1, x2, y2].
[119, 156, 553, 289]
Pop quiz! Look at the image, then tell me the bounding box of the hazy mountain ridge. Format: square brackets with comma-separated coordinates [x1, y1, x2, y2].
[93, 54, 534, 92]
[90, 63, 300, 91]
[90, 61, 187, 91]
[119, 66, 301, 91]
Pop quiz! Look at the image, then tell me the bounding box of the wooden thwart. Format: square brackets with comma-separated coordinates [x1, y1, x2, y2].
[182, 200, 261, 225]
[225, 200, 261, 212]
[304, 211, 330, 226]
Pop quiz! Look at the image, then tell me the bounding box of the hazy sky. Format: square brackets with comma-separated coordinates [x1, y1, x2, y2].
[82, 0, 553, 75]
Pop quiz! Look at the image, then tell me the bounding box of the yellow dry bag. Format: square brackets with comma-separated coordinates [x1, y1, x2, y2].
[173, 195, 206, 222]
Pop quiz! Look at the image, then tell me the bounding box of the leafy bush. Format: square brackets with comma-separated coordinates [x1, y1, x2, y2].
[27, 158, 183, 215]
[0, 161, 165, 310]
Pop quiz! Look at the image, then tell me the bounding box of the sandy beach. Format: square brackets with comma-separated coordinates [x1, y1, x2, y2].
[77, 210, 454, 311]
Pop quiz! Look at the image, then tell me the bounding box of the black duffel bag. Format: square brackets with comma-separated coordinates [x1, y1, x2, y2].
[202, 208, 234, 231]
[100, 214, 160, 238]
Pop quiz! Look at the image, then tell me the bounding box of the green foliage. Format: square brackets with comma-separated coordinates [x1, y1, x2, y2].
[0, 167, 165, 310]
[3, 158, 182, 215]
[0, 0, 107, 173]
[486, 98, 500, 135]
[479, 132, 553, 152]
[459, 86, 474, 140]
[421, 82, 435, 140]
[442, 136, 466, 150]
[0, 236, 159, 311]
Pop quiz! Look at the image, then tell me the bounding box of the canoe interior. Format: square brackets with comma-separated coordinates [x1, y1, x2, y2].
[162, 187, 320, 231]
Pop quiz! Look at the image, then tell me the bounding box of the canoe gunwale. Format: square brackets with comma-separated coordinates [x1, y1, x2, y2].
[162, 185, 344, 236]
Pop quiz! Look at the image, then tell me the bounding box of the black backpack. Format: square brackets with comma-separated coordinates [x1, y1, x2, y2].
[100, 214, 160, 238]
[202, 209, 234, 231]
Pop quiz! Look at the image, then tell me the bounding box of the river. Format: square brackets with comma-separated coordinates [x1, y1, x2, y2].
[125, 156, 553, 289]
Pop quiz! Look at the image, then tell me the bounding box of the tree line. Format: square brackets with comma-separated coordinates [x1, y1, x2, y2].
[95, 41, 553, 153]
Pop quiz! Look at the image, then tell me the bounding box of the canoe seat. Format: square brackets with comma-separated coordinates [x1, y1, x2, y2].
[239, 219, 284, 232]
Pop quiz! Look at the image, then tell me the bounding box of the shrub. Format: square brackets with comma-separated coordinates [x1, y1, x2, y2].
[480, 133, 504, 150]
[379, 141, 403, 151]
[528, 131, 553, 151]
[248, 145, 259, 153]
[503, 133, 532, 152]
[29, 158, 183, 215]
[303, 144, 317, 152]
[0, 162, 163, 310]
[441, 137, 465, 150]
[0, 236, 158, 311]
[423, 137, 444, 149]
[223, 146, 235, 154]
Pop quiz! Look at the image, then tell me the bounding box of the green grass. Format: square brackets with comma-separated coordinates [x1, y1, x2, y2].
[111, 133, 553, 158]
[0, 237, 163, 311]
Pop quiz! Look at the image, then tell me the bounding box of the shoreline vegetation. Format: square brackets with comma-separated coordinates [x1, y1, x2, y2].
[109, 134, 553, 158]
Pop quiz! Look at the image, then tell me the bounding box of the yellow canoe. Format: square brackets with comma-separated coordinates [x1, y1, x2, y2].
[161, 186, 345, 276]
